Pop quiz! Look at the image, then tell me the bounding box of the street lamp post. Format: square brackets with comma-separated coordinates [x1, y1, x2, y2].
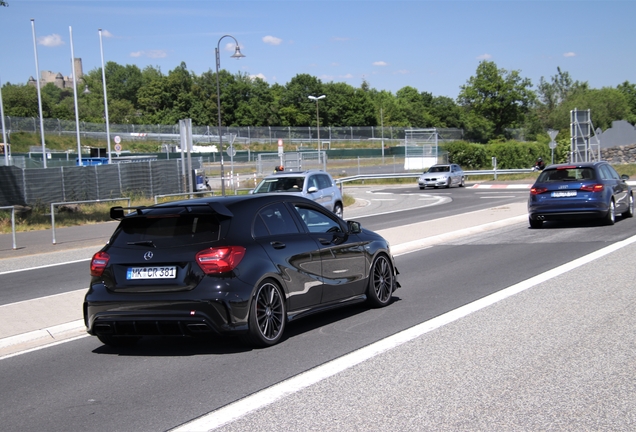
[215, 35, 244, 196]
[308, 95, 325, 163]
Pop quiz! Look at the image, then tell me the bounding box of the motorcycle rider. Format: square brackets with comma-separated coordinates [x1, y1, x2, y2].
[534, 157, 545, 171]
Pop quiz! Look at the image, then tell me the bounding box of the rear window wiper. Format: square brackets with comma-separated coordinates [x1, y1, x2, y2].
[127, 240, 156, 248]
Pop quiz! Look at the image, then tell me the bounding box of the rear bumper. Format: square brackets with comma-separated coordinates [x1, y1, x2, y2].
[84, 282, 252, 337]
[528, 202, 608, 221]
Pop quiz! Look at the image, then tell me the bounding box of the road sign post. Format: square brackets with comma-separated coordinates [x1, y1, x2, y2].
[548, 129, 559, 164]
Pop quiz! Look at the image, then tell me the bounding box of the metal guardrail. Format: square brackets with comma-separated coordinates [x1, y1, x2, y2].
[335, 168, 534, 185]
[0, 206, 17, 250]
[50, 198, 131, 245]
[154, 190, 216, 204]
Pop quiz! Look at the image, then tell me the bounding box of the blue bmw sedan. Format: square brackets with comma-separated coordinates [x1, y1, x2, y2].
[528, 161, 633, 228]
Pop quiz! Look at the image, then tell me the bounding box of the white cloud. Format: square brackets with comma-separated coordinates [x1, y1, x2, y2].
[262, 35, 282, 46]
[250, 73, 267, 81]
[129, 50, 168, 59]
[223, 42, 243, 53]
[476, 53, 492, 60]
[341, 74, 354, 79]
[331, 37, 351, 42]
[38, 34, 64, 47]
[101, 30, 114, 38]
[564, 52, 576, 57]
[147, 50, 168, 58]
[373, 61, 388, 66]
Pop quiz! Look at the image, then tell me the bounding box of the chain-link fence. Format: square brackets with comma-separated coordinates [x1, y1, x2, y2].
[0, 158, 203, 206]
[1, 116, 463, 146]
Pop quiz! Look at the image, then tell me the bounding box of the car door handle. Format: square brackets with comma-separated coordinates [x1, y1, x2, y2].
[270, 241, 286, 249]
[318, 238, 332, 245]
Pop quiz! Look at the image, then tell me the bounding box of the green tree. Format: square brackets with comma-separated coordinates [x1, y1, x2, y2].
[550, 87, 631, 132]
[458, 60, 536, 142]
[278, 74, 323, 126]
[1, 84, 41, 117]
[322, 82, 376, 127]
[395, 86, 435, 127]
[536, 68, 588, 130]
[616, 81, 636, 124]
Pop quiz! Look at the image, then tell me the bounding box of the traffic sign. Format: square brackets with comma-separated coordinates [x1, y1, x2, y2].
[114, 135, 121, 144]
[278, 139, 283, 156]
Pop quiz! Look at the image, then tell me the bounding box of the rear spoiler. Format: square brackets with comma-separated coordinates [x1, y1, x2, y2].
[109, 202, 233, 221]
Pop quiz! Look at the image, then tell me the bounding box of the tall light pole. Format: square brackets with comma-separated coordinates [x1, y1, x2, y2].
[69, 26, 83, 166]
[215, 35, 244, 196]
[308, 95, 325, 163]
[99, 29, 112, 164]
[30, 19, 47, 168]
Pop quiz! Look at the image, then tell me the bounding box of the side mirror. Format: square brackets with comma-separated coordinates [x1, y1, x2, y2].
[621, 174, 630, 181]
[347, 220, 361, 234]
[248, 189, 255, 194]
[307, 186, 318, 193]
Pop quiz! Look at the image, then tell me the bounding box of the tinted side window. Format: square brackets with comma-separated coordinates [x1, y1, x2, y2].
[293, 204, 341, 233]
[599, 165, 612, 180]
[306, 175, 319, 190]
[605, 165, 621, 180]
[254, 203, 300, 237]
[316, 174, 332, 190]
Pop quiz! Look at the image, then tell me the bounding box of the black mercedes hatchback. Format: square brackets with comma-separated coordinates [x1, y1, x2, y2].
[84, 194, 399, 348]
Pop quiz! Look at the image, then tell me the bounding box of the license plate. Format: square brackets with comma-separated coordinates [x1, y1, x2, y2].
[127, 266, 177, 280]
[551, 191, 577, 198]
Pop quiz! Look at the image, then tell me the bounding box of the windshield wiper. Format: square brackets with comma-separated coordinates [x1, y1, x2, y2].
[127, 240, 156, 248]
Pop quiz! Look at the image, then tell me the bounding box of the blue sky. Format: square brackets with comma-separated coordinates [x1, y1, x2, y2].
[1, 0, 634, 99]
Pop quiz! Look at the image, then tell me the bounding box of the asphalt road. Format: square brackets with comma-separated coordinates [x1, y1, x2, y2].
[1, 184, 635, 431]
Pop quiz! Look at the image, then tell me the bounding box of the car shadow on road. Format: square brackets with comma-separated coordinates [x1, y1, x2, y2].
[91, 296, 402, 357]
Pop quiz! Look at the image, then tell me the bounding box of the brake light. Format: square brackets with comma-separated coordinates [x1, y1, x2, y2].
[530, 187, 548, 195]
[196, 246, 246, 274]
[580, 184, 604, 192]
[90, 251, 110, 277]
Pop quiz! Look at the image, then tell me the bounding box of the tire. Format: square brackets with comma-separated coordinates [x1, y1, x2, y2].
[333, 203, 344, 219]
[459, 177, 465, 187]
[419, 186, 425, 190]
[244, 279, 286, 347]
[446, 178, 452, 188]
[622, 194, 634, 218]
[366, 255, 394, 308]
[529, 217, 543, 229]
[604, 199, 616, 225]
[97, 335, 140, 348]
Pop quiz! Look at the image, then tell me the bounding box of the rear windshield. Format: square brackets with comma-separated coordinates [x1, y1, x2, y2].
[537, 168, 596, 182]
[254, 177, 305, 193]
[110, 214, 221, 248]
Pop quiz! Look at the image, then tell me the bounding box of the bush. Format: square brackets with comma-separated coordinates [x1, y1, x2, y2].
[485, 139, 550, 169]
[444, 141, 489, 169]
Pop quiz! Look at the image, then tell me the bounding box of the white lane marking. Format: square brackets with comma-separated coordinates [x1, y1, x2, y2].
[370, 199, 396, 201]
[169, 233, 636, 432]
[0, 334, 89, 361]
[0, 258, 91, 276]
[352, 195, 450, 219]
[480, 196, 516, 199]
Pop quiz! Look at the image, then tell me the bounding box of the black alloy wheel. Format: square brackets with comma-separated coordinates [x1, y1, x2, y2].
[367, 255, 394, 307]
[246, 279, 286, 347]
